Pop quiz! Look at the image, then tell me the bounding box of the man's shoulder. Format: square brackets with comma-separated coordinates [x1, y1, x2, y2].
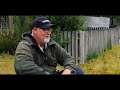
[19, 39, 30, 45]
[17, 40, 30, 49]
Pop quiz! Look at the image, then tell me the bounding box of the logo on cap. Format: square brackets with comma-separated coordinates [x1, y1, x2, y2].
[42, 20, 50, 23]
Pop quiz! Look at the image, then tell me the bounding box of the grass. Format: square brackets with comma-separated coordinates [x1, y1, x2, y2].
[79, 45, 120, 74]
[0, 54, 15, 74]
[1, 45, 120, 74]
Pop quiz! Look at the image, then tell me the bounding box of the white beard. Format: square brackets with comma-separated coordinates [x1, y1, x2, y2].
[44, 37, 50, 43]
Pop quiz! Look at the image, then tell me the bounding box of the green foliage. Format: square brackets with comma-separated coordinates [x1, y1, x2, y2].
[61, 38, 69, 49]
[112, 16, 120, 25]
[78, 16, 87, 30]
[0, 31, 19, 54]
[13, 16, 39, 39]
[106, 40, 112, 50]
[47, 16, 86, 31]
[51, 26, 70, 48]
[47, 16, 86, 48]
[86, 51, 99, 61]
[2, 16, 39, 54]
[86, 40, 112, 61]
[13, 16, 40, 49]
[108, 16, 120, 26]
[51, 26, 62, 44]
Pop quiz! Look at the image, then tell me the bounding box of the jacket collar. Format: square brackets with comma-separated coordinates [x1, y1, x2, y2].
[22, 31, 56, 47]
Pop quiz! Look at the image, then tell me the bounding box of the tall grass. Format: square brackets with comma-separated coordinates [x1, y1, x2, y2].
[79, 45, 120, 74]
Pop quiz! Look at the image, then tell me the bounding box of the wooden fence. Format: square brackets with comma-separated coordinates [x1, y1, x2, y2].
[61, 27, 120, 65]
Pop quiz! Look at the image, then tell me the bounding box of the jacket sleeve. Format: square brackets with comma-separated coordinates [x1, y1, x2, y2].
[14, 41, 50, 75]
[54, 43, 77, 73]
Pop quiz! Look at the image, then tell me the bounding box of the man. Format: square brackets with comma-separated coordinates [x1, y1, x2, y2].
[14, 17, 83, 75]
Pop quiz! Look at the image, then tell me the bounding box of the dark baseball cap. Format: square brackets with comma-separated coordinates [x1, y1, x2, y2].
[32, 17, 55, 29]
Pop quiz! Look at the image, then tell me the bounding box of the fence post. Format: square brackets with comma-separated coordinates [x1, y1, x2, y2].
[84, 31, 88, 63]
[67, 31, 72, 56]
[8, 16, 13, 34]
[111, 28, 115, 47]
[79, 31, 85, 64]
[75, 31, 78, 65]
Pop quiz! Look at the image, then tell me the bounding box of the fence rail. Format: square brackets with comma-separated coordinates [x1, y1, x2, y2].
[61, 27, 120, 64]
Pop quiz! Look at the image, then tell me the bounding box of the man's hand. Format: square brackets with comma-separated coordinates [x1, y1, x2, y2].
[62, 69, 72, 75]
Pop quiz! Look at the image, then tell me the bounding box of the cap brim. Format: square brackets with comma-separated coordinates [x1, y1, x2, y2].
[42, 24, 55, 29]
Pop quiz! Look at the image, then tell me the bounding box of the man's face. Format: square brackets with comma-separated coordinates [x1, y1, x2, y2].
[33, 27, 52, 44]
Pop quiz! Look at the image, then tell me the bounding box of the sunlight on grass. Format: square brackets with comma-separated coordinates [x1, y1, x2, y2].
[56, 64, 64, 71]
[0, 54, 15, 74]
[79, 45, 120, 74]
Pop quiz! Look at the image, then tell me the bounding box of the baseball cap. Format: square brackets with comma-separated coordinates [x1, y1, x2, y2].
[32, 17, 55, 29]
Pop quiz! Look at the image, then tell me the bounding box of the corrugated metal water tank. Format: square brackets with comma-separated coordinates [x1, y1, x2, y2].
[85, 16, 110, 30]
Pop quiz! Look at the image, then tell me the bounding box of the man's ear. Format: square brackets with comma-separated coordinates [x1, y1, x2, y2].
[33, 27, 37, 30]
[32, 27, 37, 34]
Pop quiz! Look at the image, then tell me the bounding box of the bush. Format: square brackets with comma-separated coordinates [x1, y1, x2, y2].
[0, 30, 19, 55]
[47, 16, 86, 31]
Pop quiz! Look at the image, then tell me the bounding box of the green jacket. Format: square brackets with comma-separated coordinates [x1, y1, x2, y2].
[14, 31, 76, 75]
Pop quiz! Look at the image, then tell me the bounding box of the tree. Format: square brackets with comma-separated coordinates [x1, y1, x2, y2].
[46, 15, 86, 31]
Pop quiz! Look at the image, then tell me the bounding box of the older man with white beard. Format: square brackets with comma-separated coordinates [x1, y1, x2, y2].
[14, 17, 83, 75]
